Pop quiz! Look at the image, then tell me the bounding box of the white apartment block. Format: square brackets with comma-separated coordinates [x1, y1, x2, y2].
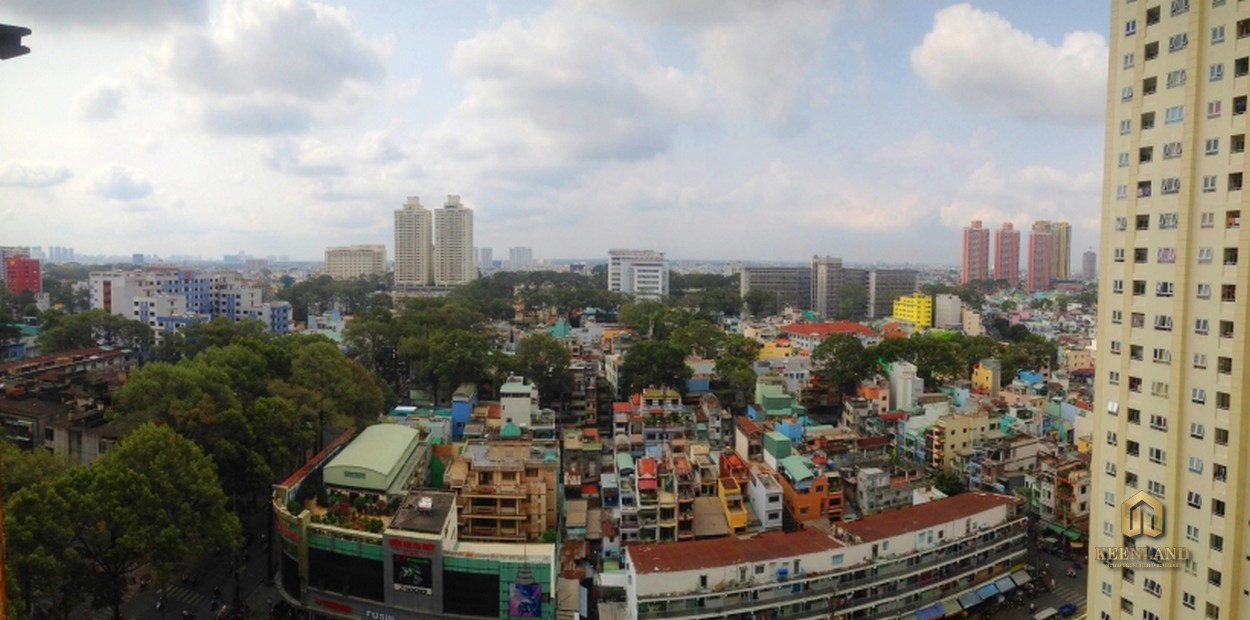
[1092, 3, 1250, 620]
[608, 249, 669, 300]
[323, 244, 386, 280]
[88, 268, 291, 335]
[394, 196, 433, 287]
[433, 195, 476, 286]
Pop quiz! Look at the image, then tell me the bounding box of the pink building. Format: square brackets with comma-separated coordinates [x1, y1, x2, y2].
[994, 223, 1020, 289]
[1027, 223, 1053, 292]
[961, 220, 990, 284]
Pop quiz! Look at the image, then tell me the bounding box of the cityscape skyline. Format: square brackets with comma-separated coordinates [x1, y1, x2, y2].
[2, 1, 1108, 263]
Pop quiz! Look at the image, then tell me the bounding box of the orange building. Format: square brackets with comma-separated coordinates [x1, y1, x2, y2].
[775, 455, 828, 522]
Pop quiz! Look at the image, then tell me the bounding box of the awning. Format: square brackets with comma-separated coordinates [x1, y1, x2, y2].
[939, 596, 963, 618]
[994, 576, 1017, 593]
[957, 591, 983, 609]
[1064, 527, 1082, 541]
[915, 603, 945, 620]
[638, 479, 658, 490]
[1047, 522, 1066, 536]
[976, 583, 999, 600]
[1011, 571, 1034, 587]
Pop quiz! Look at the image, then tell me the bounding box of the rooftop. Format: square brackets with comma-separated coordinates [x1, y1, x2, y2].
[324, 424, 421, 479]
[629, 528, 841, 574]
[838, 492, 1021, 542]
[781, 322, 879, 338]
[389, 490, 457, 535]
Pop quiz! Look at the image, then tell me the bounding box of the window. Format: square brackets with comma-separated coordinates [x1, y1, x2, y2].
[1130, 344, 1144, 360]
[1169, 33, 1189, 52]
[1234, 134, 1246, 154]
[1210, 533, 1223, 552]
[1117, 185, 1128, 200]
[1216, 391, 1230, 410]
[1183, 592, 1196, 609]
[1193, 387, 1207, 403]
[1124, 52, 1135, 69]
[1145, 41, 1159, 61]
[1159, 212, 1179, 228]
[1151, 381, 1169, 397]
[1192, 422, 1206, 437]
[1141, 111, 1156, 129]
[1147, 480, 1165, 497]
[1127, 439, 1140, 457]
[1215, 427, 1229, 445]
[1201, 211, 1216, 227]
[1242, 18, 1250, 39]
[1144, 578, 1162, 597]
[1219, 320, 1234, 338]
[1131, 311, 1144, 327]
[1104, 491, 1116, 507]
[1126, 19, 1137, 36]
[1199, 247, 1214, 263]
[1209, 569, 1222, 587]
[1171, 0, 1189, 15]
[1223, 247, 1238, 265]
[1237, 56, 1249, 77]
[1108, 370, 1121, 385]
[1114, 247, 1126, 262]
[1152, 347, 1171, 363]
[1227, 210, 1240, 228]
[1120, 119, 1132, 135]
[1236, 95, 1248, 115]
[1112, 309, 1123, 324]
[1167, 69, 1187, 88]
[1189, 456, 1203, 473]
[1205, 137, 1219, 153]
[1154, 314, 1173, 331]
[1163, 141, 1182, 158]
[1102, 581, 1112, 596]
[1221, 284, 1236, 302]
[1213, 463, 1227, 482]
[1212, 24, 1226, 43]
[1157, 248, 1176, 264]
[1105, 461, 1117, 476]
[1126, 472, 1138, 488]
[1165, 106, 1184, 124]
[1136, 213, 1150, 230]
[1111, 340, 1122, 354]
[1193, 353, 1207, 369]
[1138, 180, 1152, 197]
[1198, 283, 1212, 299]
[1113, 279, 1124, 293]
[1230, 172, 1243, 191]
[1186, 524, 1200, 542]
[1212, 498, 1226, 517]
[1208, 101, 1222, 119]
[1149, 447, 1165, 464]
[1133, 279, 1146, 294]
[1106, 431, 1118, 446]
[1211, 63, 1225, 81]
[1118, 152, 1130, 167]
[1149, 413, 1167, 429]
[1204, 175, 1218, 192]
[1129, 376, 1143, 392]
[1128, 408, 1141, 424]
[1161, 177, 1181, 193]
[1140, 145, 1153, 162]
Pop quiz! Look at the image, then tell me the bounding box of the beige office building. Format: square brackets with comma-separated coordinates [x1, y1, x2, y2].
[394, 196, 433, 287]
[1091, 3, 1250, 620]
[433, 195, 476, 286]
[323, 244, 386, 280]
[1051, 221, 1072, 280]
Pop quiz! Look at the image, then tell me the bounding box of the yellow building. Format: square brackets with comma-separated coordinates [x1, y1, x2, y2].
[756, 340, 792, 360]
[971, 359, 1001, 397]
[891, 292, 932, 329]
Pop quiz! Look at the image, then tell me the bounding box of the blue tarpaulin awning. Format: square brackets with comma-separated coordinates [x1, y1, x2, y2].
[915, 603, 945, 620]
[958, 591, 983, 609]
[976, 583, 999, 600]
[994, 576, 1017, 593]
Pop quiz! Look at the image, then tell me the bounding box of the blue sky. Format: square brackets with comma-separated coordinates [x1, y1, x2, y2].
[0, 0, 1110, 264]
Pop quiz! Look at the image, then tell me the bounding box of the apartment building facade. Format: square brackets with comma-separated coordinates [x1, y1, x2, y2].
[961, 220, 990, 284]
[608, 249, 669, 300]
[323, 244, 386, 280]
[394, 196, 434, 287]
[1091, 3, 1250, 620]
[433, 195, 476, 286]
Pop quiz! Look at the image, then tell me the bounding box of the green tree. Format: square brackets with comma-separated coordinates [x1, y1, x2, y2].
[36, 310, 154, 354]
[743, 288, 779, 317]
[619, 300, 687, 340]
[514, 334, 574, 409]
[670, 319, 725, 358]
[6, 425, 240, 620]
[619, 341, 692, 396]
[833, 283, 868, 321]
[811, 334, 874, 400]
[932, 470, 964, 495]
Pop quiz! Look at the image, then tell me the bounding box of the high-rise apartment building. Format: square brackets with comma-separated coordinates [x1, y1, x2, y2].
[1082, 249, 1097, 281]
[608, 249, 668, 300]
[1091, 3, 1249, 620]
[394, 196, 433, 287]
[433, 195, 476, 286]
[476, 247, 493, 271]
[508, 246, 533, 269]
[740, 266, 812, 314]
[324, 244, 386, 280]
[994, 222, 1020, 289]
[1049, 221, 1072, 279]
[960, 220, 990, 284]
[1025, 223, 1053, 292]
[3, 255, 41, 295]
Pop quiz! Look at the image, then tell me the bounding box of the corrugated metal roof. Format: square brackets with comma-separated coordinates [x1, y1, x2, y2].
[628, 528, 840, 574]
[324, 424, 420, 477]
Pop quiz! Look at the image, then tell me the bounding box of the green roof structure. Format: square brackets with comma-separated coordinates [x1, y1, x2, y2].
[324, 425, 422, 493]
[779, 455, 816, 483]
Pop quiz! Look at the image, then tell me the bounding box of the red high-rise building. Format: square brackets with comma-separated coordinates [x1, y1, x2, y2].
[961, 220, 990, 284]
[4, 255, 41, 294]
[994, 222, 1020, 289]
[1026, 223, 1053, 293]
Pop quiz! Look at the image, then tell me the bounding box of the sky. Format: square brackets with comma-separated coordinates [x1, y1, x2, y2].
[0, 0, 1111, 265]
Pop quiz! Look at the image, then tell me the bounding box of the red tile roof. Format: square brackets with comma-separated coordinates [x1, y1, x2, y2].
[612, 402, 632, 413]
[856, 436, 890, 449]
[628, 528, 842, 574]
[878, 411, 907, 422]
[782, 322, 879, 338]
[838, 492, 1021, 542]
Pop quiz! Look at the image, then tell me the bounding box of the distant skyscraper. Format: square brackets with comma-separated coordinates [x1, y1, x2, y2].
[476, 247, 493, 271]
[1048, 221, 1071, 279]
[993, 222, 1020, 289]
[433, 195, 475, 286]
[132, 253, 145, 265]
[960, 220, 990, 284]
[608, 249, 668, 300]
[324, 244, 386, 280]
[1026, 222, 1053, 292]
[1082, 249, 1096, 281]
[0, 246, 30, 290]
[508, 246, 533, 268]
[3, 255, 41, 295]
[394, 196, 433, 287]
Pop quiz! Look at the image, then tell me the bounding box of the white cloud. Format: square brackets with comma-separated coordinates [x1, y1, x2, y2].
[358, 132, 404, 164]
[911, 4, 1107, 124]
[939, 162, 1100, 229]
[88, 164, 153, 200]
[0, 161, 73, 187]
[870, 128, 988, 168]
[76, 80, 127, 121]
[262, 138, 347, 176]
[8, 0, 205, 30]
[151, 0, 387, 135]
[428, 4, 708, 174]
